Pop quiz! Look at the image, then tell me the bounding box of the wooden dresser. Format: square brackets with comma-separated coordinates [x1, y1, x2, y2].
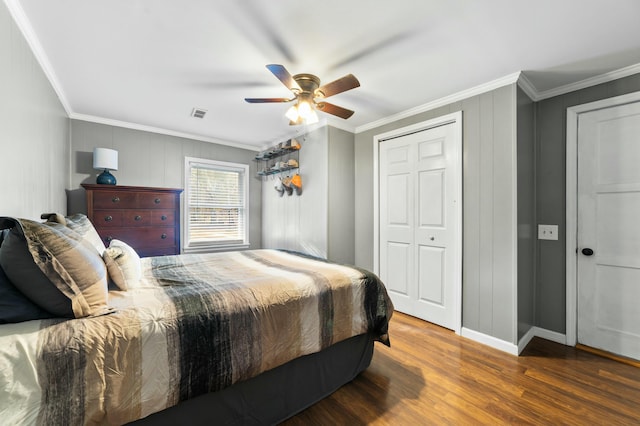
[82, 184, 183, 257]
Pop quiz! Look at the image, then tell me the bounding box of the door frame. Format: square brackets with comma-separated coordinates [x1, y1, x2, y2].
[565, 90, 640, 346]
[373, 111, 463, 334]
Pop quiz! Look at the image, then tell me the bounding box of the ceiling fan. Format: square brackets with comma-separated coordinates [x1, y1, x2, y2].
[244, 64, 360, 125]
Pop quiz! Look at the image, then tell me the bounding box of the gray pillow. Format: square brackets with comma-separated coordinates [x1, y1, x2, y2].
[0, 217, 112, 318]
[0, 226, 73, 317]
[0, 230, 52, 323]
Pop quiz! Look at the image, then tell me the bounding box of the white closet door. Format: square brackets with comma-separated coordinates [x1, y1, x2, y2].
[380, 121, 460, 330]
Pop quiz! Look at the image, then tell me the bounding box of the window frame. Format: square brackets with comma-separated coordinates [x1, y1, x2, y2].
[183, 156, 250, 252]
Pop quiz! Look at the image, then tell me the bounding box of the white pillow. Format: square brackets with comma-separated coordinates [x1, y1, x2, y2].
[103, 239, 142, 290]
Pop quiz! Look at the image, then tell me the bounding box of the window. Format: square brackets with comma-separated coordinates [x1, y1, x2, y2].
[184, 157, 249, 251]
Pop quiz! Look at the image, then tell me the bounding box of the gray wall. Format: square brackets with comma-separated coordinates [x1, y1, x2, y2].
[0, 2, 69, 219]
[327, 126, 355, 264]
[535, 73, 640, 333]
[69, 120, 262, 250]
[517, 86, 536, 340]
[355, 84, 518, 343]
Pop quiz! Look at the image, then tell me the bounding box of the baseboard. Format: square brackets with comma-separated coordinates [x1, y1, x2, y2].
[461, 327, 519, 356]
[532, 326, 566, 345]
[517, 327, 537, 354]
[462, 326, 568, 357]
[516, 326, 566, 354]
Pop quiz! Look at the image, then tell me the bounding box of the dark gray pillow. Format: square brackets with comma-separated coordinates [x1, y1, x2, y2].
[0, 225, 74, 317]
[0, 229, 53, 323]
[0, 217, 111, 318]
[0, 260, 52, 324]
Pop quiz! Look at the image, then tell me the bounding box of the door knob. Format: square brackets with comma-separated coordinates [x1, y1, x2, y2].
[581, 248, 594, 256]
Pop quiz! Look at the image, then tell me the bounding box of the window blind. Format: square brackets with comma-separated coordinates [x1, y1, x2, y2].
[185, 158, 248, 248]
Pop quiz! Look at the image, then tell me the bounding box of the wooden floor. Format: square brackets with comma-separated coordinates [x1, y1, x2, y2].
[283, 312, 640, 425]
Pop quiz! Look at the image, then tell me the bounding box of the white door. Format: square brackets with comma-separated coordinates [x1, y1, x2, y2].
[577, 101, 640, 360]
[379, 121, 460, 330]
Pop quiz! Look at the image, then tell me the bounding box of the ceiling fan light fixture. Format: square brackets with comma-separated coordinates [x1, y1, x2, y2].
[285, 99, 319, 125]
[304, 108, 319, 124]
[285, 105, 299, 122]
[286, 101, 319, 125]
[297, 100, 312, 117]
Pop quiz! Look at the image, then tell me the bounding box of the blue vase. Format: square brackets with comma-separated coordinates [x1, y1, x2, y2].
[96, 170, 117, 185]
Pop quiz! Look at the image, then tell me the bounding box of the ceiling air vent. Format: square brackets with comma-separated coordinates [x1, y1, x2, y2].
[191, 108, 207, 119]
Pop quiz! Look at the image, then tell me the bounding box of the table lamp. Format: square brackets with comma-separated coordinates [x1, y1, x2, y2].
[93, 148, 118, 185]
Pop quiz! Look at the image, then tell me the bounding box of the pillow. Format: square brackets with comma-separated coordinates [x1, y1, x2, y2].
[0, 230, 52, 323]
[41, 212, 107, 255]
[102, 239, 142, 290]
[0, 217, 112, 318]
[0, 225, 73, 317]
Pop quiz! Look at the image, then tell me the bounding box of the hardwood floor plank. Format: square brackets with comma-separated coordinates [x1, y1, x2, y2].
[576, 344, 640, 368]
[282, 312, 640, 425]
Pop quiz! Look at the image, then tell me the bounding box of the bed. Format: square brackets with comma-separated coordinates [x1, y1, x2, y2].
[0, 215, 393, 425]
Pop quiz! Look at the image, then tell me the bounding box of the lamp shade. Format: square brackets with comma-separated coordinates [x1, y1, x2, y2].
[93, 148, 118, 171]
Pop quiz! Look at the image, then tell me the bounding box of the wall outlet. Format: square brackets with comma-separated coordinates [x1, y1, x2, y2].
[538, 224, 559, 240]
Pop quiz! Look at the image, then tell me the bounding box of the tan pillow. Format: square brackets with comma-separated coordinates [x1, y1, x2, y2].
[0, 217, 111, 318]
[103, 239, 142, 290]
[42, 213, 107, 255]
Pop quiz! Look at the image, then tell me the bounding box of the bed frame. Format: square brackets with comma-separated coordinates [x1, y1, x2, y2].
[131, 333, 374, 425]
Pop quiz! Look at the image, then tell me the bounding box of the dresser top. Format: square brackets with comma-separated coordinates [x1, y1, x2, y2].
[81, 184, 183, 194]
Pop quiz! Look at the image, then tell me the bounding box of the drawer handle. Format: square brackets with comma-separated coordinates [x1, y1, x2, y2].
[106, 236, 113, 243]
[161, 215, 167, 221]
[161, 233, 167, 240]
[104, 215, 113, 222]
[134, 215, 142, 221]
[112, 197, 120, 203]
[154, 198, 161, 204]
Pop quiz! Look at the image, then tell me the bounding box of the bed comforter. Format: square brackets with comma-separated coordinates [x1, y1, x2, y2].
[0, 249, 392, 425]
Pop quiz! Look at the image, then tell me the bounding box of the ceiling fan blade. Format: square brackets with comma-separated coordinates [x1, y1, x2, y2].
[244, 97, 293, 103]
[266, 64, 301, 93]
[315, 74, 360, 98]
[315, 102, 355, 119]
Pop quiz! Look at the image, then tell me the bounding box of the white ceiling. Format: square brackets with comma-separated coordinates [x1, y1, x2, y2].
[9, 0, 640, 149]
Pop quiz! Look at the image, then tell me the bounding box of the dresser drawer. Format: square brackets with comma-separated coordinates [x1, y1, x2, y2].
[151, 210, 175, 226]
[138, 193, 176, 209]
[93, 210, 123, 227]
[137, 247, 179, 257]
[122, 210, 151, 226]
[93, 191, 137, 209]
[98, 228, 176, 248]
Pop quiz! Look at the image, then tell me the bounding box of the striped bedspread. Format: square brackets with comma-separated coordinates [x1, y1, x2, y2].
[0, 249, 393, 425]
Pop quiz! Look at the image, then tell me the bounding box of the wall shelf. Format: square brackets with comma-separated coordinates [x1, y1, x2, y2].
[255, 145, 299, 161]
[257, 165, 298, 176]
[255, 138, 301, 177]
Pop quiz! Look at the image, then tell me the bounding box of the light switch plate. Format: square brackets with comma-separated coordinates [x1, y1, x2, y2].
[538, 224, 558, 240]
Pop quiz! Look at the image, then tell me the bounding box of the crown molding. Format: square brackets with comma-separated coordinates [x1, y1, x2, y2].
[356, 72, 522, 133]
[532, 62, 640, 101]
[325, 117, 356, 134]
[4, 0, 72, 115]
[70, 113, 261, 152]
[516, 72, 539, 101]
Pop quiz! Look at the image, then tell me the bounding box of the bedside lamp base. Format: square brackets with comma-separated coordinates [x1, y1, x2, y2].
[96, 169, 117, 185]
